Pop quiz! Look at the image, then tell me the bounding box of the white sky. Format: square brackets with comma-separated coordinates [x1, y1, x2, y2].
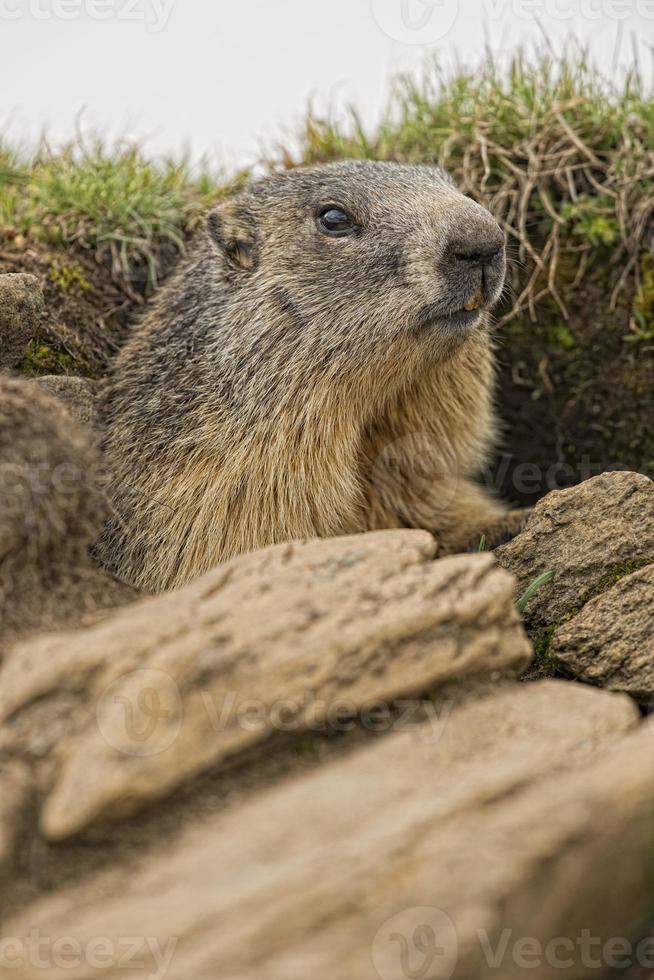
[1, 0, 653, 172]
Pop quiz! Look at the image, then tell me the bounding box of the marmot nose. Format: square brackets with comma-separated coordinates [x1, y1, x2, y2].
[448, 239, 504, 268]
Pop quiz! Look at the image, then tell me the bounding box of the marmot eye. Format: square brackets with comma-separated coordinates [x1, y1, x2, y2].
[317, 206, 356, 237]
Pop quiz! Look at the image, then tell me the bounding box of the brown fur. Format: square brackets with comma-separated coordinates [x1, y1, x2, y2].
[97, 161, 508, 592]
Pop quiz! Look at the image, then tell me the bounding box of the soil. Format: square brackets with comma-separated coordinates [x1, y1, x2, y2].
[491, 276, 654, 507]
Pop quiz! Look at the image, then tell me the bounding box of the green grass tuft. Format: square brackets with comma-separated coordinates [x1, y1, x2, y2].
[0, 139, 246, 292]
[516, 570, 555, 615]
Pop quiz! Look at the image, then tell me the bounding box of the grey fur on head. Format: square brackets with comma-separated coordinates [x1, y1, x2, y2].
[97, 160, 508, 592]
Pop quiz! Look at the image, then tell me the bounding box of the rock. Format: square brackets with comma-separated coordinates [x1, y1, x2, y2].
[0, 761, 31, 881]
[0, 532, 532, 840]
[550, 563, 654, 702]
[0, 681, 647, 980]
[0, 242, 131, 376]
[0, 377, 134, 642]
[0, 273, 44, 367]
[460, 507, 532, 552]
[33, 376, 97, 428]
[495, 471, 654, 628]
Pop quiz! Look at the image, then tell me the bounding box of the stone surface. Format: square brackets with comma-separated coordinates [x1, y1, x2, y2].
[33, 376, 98, 428]
[0, 377, 134, 642]
[0, 531, 532, 840]
[0, 762, 30, 881]
[0, 681, 647, 980]
[551, 563, 654, 702]
[496, 471, 654, 628]
[0, 273, 44, 367]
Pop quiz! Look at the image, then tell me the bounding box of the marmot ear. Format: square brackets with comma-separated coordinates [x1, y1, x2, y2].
[206, 201, 258, 273]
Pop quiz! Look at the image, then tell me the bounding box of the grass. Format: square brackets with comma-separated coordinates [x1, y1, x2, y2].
[516, 570, 555, 616]
[0, 139, 245, 293]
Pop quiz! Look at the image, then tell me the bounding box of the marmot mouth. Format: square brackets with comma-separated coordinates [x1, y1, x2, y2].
[414, 299, 487, 332]
[438, 308, 484, 330]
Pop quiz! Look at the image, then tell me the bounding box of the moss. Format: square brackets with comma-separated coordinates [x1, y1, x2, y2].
[576, 556, 654, 610]
[560, 195, 620, 248]
[49, 260, 92, 295]
[293, 735, 319, 756]
[529, 625, 558, 676]
[16, 339, 78, 377]
[548, 322, 576, 351]
[507, 319, 526, 338]
[630, 253, 654, 342]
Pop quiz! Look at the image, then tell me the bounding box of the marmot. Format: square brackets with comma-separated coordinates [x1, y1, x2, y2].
[98, 161, 510, 593]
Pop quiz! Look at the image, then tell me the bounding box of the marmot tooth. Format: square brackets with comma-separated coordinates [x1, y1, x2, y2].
[464, 289, 484, 312]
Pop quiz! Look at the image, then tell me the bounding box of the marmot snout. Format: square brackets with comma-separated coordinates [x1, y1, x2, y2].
[98, 161, 509, 592]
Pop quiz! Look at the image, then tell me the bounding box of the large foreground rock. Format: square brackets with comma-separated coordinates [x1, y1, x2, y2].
[0, 272, 44, 367]
[0, 378, 133, 641]
[0, 681, 647, 980]
[551, 563, 654, 701]
[33, 375, 98, 428]
[496, 471, 654, 627]
[0, 531, 531, 841]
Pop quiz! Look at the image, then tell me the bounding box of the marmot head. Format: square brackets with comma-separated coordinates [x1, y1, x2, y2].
[204, 160, 506, 378]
